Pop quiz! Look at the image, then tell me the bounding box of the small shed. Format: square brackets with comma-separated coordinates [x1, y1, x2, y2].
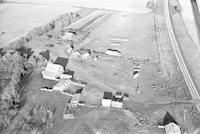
[163, 112, 181, 134]
[63, 70, 74, 79]
[102, 92, 113, 107]
[54, 57, 68, 69]
[165, 122, 181, 134]
[115, 92, 123, 98]
[39, 50, 50, 60]
[105, 49, 121, 57]
[70, 93, 82, 106]
[111, 96, 123, 109]
[62, 32, 76, 41]
[63, 105, 75, 120]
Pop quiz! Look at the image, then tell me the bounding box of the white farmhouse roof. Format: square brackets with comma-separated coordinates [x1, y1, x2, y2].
[165, 122, 181, 134]
[42, 63, 64, 80]
[45, 63, 63, 73]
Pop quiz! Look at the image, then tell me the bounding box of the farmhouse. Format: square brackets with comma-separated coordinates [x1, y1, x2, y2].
[102, 92, 113, 107]
[42, 63, 64, 81]
[53, 57, 68, 69]
[42, 57, 71, 80]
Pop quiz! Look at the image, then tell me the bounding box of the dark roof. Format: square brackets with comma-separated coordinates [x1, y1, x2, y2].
[112, 96, 123, 102]
[64, 70, 74, 76]
[103, 92, 113, 100]
[39, 50, 50, 60]
[0, 48, 6, 57]
[116, 92, 123, 96]
[163, 112, 178, 126]
[123, 93, 129, 98]
[77, 48, 91, 55]
[54, 57, 68, 68]
[75, 88, 83, 94]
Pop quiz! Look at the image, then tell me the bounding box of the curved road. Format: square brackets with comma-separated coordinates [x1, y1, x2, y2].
[164, 0, 200, 112]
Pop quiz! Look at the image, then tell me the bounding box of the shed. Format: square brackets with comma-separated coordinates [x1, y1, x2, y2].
[63, 105, 75, 119]
[165, 122, 181, 134]
[111, 96, 123, 109]
[115, 92, 123, 98]
[70, 93, 82, 106]
[64, 70, 74, 78]
[62, 32, 76, 41]
[102, 92, 113, 107]
[54, 57, 68, 69]
[163, 112, 181, 134]
[39, 50, 50, 60]
[105, 49, 121, 57]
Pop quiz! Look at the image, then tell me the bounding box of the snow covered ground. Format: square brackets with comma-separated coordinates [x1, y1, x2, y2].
[0, 3, 79, 47]
[0, 0, 151, 47]
[179, 0, 200, 48]
[6, 0, 151, 13]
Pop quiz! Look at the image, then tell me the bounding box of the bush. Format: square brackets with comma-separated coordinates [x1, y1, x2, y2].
[0, 50, 32, 130]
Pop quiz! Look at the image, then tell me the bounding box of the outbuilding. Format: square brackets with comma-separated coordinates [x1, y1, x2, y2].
[165, 122, 181, 134]
[162, 112, 181, 134]
[102, 92, 113, 107]
[70, 93, 82, 106]
[115, 92, 123, 98]
[111, 96, 123, 109]
[105, 49, 121, 57]
[62, 32, 76, 41]
[63, 105, 75, 120]
[53, 79, 71, 92]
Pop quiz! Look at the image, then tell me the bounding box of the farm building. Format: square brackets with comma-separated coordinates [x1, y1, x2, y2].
[111, 96, 123, 109]
[62, 32, 76, 41]
[105, 49, 121, 57]
[63, 105, 76, 120]
[53, 57, 68, 69]
[42, 57, 71, 80]
[165, 123, 181, 134]
[115, 92, 123, 98]
[70, 93, 82, 106]
[53, 79, 84, 94]
[42, 63, 64, 81]
[102, 92, 113, 107]
[163, 112, 181, 134]
[53, 79, 71, 92]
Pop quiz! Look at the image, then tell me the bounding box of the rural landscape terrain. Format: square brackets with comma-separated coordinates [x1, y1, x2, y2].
[0, 0, 200, 134]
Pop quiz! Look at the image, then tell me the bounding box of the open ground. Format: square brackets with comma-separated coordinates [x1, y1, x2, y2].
[0, 0, 200, 134]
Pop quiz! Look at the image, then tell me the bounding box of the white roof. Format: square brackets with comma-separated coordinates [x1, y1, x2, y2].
[42, 70, 57, 78]
[165, 122, 181, 134]
[45, 63, 63, 73]
[53, 79, 71, 91]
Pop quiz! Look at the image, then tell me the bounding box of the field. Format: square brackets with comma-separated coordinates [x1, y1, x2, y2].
[0, 0, 200, 134]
